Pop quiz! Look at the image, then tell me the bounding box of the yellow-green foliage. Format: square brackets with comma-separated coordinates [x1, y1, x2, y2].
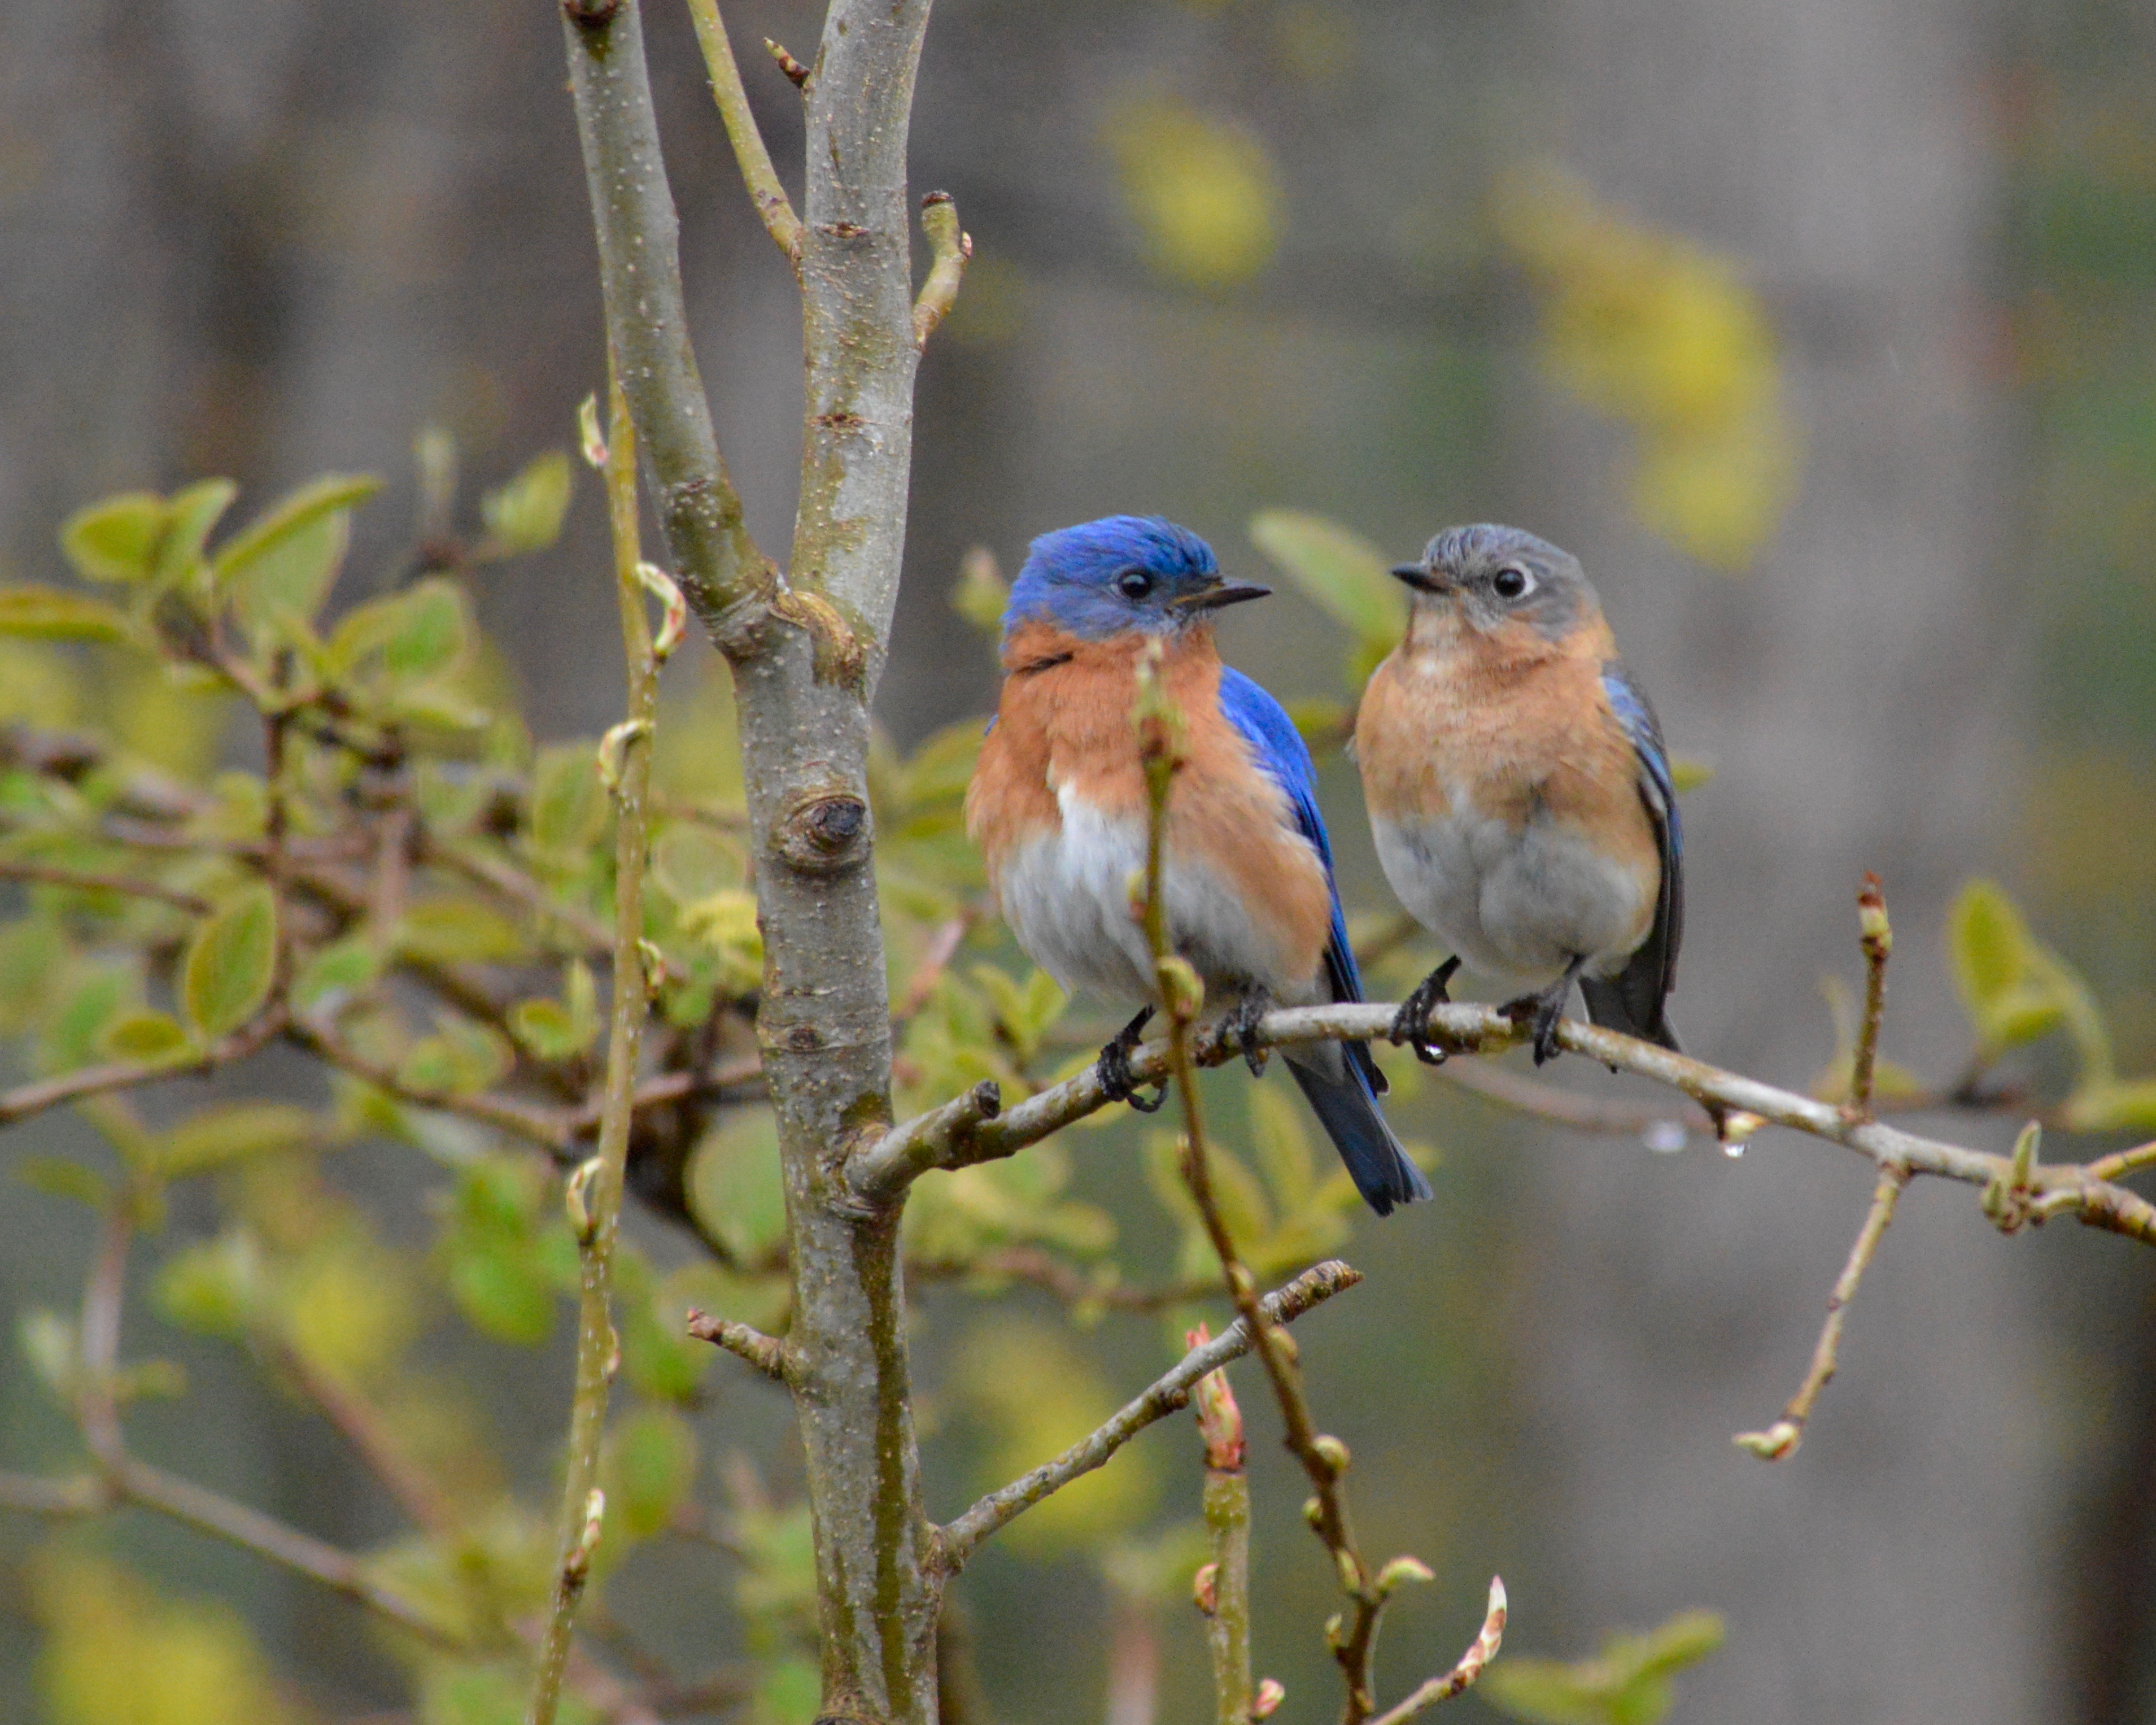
[1497, 164, 1796, 570]
[1104, 92, 1283, 289]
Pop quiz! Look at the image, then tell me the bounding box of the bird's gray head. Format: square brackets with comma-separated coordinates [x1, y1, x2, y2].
[1390, 524, 1595, 641]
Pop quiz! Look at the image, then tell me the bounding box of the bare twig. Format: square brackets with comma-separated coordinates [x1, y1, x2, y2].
[290, 1016, 573, 1151]
[685, 1311, 791, 1382]
[683, 0, 805, 262]
[1734, 1162, 1911, 1461]
[932, 1261, 1361, 1569]
[0, 1004, 288, 1131]
[911, 192, 971, 346]
[1188, 1328, 1252, 1725]
[0, 857, 210, 914]
[529, 373, 663, 1725]
[1367, 1579, 1508, 1724]
[1851, 873, 1891, 1119]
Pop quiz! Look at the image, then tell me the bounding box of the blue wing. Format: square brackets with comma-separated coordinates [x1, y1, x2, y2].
[1579, 661, 1683, 1049]
[1217, 668, 1428, 1214]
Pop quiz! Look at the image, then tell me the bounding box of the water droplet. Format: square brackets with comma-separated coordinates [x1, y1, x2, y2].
[1722, 1138, 1747, 1158]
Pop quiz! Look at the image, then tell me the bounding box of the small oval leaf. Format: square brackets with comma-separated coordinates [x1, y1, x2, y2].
[181, 887, 278, 1040]
[59, 493, 170, 583]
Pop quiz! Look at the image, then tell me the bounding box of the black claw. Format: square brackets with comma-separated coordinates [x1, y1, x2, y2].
[1097, 1008, 1167, 1112]
[1390, 956, 1461, 1066]
[1501, 968, 1575, 1068]
[1221, 988, 1273, 1077]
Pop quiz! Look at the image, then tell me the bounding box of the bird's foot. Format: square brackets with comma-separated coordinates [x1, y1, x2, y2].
[1390, 957, 1461, 1065]
[1096, 1008, 1166, 1113]
[1501, 978, 1571, 1066]
[1215, 988, 1274, 1077]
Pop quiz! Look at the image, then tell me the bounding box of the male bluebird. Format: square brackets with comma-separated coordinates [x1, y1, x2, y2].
[1356, 524, 1691, 1069]
[965, 516, 1429, 1215]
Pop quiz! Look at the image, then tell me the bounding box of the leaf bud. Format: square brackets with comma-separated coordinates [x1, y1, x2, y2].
[1310, 1434, 1350, 1477]
[1377, 1555, 1435, 1594]
[1251, 1678, 1285, 1719]
[1192, 1561, 1219, 1615]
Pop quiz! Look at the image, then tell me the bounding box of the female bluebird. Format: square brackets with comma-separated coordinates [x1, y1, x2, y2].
[1356, 524, 1690, 1069]
[965, 516, 1428, 1216]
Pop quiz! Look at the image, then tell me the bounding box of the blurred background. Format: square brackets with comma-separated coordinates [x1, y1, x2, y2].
[4, 0, 2156, 1720]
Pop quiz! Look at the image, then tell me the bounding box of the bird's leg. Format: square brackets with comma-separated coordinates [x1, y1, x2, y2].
[1389, 956, 1461, 1066]
[1216, 986, 1274, 1078]
[1096, 1007, 1166, 1113]
[1501, 956, 1586, 1066]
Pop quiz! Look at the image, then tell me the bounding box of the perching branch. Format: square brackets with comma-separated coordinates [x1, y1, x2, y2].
[911, 192, 971, 347]
[685, 1311, 791, 1382]
[1365, 1579, 1509, 1724]
[1734, 1162, 1910, 1461]
[932, 1260, 1362, 1569]
[856, 1000, 2156, 1249]
[683, 0, 805, 262]
[528, 375, 664, 1725]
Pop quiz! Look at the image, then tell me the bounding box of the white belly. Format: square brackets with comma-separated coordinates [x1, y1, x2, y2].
[995, 796, 1320, 1008]
[1371, 808, 1649, 990]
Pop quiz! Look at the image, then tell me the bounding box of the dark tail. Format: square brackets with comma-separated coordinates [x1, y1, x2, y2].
[1578, 978, 1730, 1138]
[1283, 1040, 1430, 1217]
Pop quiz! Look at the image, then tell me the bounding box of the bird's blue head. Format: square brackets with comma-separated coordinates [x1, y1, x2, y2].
[1002, 516, 1270, 642]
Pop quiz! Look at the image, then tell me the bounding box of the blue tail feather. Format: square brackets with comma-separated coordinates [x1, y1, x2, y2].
[1284, 1048, 1430, 1217]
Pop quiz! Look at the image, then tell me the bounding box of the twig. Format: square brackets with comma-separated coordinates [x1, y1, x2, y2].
[893, 911, 974, 1024]
[424, 833, 618, 961]
[855, 999, 2156, 1251]
[1851, 873, 1891, 1119]
[685, 1311, 790, 1382]
[290, 1016, 572, 1152]
[683, 0, 805, 262]
[278, 1340, 461, 1537]
[1189, 1328, 1252, 1725]
[529, 372, 663, 1725]
[0, 858, 210, 914]
[932, 1260, 1361, 1569]
[0, 1004, 288, 1131]
[911, 192, 971, 346]
[2086, 1139, 2156, 1184]
[1367, 1579, 1508, 1724]
[1733, 1162, 1910, 1461]
[851, 1078, 1001, 1203]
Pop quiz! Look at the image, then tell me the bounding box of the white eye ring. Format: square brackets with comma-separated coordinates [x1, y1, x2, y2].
[1491, 565, 1534, 601]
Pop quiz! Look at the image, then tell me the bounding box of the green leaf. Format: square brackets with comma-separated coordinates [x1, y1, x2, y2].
[155, 1103, 321, 1177]
[44, 966, 134, 1074]
[479, 450, 573, 557]
[1249, 509, 1404, 674]
[291, 934, 384, 1010]
[0, 586, 134, 643]
[59, 493, 169, 583]
[529, 744, 605, 854]
[155, 1232, 261, 1339]
[510, 962, 600, 1060]
[383, 578, 469, 681]
[181, 886, 277, 1041]
[1944, 878, 2108, 1070]
[1482, 1610, 1724, 1725]
[18, 1308, 77, 1397]
[211, 473, 378, 593]
[687, 1115, 793, 1271]
[1669, 757, 1714, 793]
[2064, 1079, 2156, 1134]
[99, 1009, 193, 1064]
[617, 1247, 710, 1404]
[396, 898, 530, 965]
[227, 509, 348, 639]
[0, 915, 64, 1032]
[14, 1155, 108, 1209]
[952, 546, 1008, 633]
[158, 479, 241, 586]
[604, 1406, 698, 1542]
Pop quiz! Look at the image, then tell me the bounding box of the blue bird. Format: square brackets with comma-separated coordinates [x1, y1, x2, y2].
[964, 516, 1428, 1216]
[1356, 523, 1694, 1070]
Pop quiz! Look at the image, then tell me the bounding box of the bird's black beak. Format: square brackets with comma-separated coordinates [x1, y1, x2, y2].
[1177, 578, 1272, 613]
[1391, 561, 1451, 595]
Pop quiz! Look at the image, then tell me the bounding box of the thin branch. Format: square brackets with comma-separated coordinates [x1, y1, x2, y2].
[0, 857, 210, 914]
[1367, 1578, 1508, 1724]
[685, 1310, 791, 1381]
[683, 0, 804, 262]
[0, 1004, 288, 1131]
[1189, 1331, 1252, 1725]
[932, 1260, 1361, 1569]
[562, 0, 771, 646]
[854, 999, 2156, 1249]
[1850, 872, 1891, 1119]
[530, 370, 664, 1725]
[911, 192, 971, 346]
[2087, 1139, 2156, 1184]
[1734, 1162, 1910, 1461]
[422, 833, 618, 962]
[290, 1016, 572, 1152]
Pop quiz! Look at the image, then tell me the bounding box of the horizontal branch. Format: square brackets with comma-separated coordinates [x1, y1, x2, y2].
[933, 1259, 1362, 1570]
[0, 857, 211, 914]
[0, 1005, 288, 1131]
[685, 1310, 791, 1382]
[853, 1001, 2156, 1248]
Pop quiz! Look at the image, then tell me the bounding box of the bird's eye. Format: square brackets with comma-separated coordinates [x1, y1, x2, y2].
[1115, 569, 1154, 600]
[1491, 565, 1534, 601]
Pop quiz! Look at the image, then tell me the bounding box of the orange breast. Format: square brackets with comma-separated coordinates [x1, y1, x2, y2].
[966, 622, 1333, 988]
